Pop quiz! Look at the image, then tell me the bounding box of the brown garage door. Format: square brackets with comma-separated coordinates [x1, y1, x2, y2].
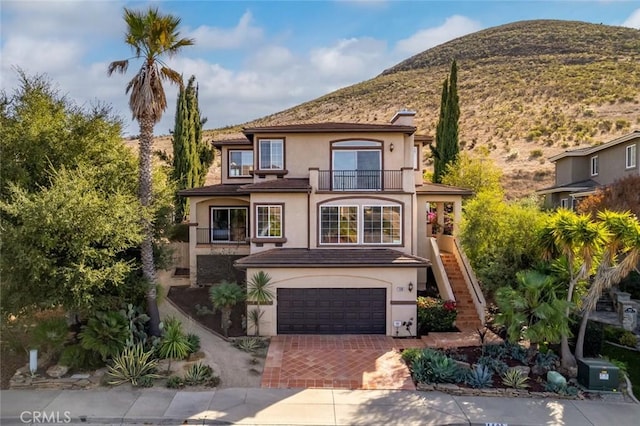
[277, 288, 386, 334]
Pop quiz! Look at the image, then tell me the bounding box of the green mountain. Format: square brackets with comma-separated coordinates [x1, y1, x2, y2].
[208, 20, 640, 198]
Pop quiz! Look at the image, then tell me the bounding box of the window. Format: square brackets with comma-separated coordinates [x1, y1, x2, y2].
[332, 141, 382, 190]
[412, 145, 419, 170]
[363, 206, 401, 244]
[256, 205, 282, 238]
[259, 139, 284, 170]
[560, 198, 569, 209]
[590, 155, 598, 176]
[319, 204, 401, 245]
[210, 207, 247, 242]
[229, 150, 253, 177]
[626, 144, 637, 169]
[320, 206, 358, 244]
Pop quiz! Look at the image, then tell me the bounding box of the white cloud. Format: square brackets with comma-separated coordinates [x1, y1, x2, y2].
[187, 11, 264, 50]
[310, 38, 389, 80]
[395, 15, 483, 56]
[622, 8, 640, 28]
[1, 37, 84, 74]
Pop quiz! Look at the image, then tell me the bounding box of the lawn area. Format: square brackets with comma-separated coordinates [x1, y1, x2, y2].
[602, 343, 640, 398]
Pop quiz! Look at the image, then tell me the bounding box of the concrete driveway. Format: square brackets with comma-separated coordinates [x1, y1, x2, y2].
[261, 335, 423, 390]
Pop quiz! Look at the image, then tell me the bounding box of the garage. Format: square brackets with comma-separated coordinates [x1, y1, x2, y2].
[277, 288, 386, 334]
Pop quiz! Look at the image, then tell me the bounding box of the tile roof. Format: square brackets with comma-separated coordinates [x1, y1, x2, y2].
[235, 248, 430, 268]
[243, 122, 416, 135]
[177, 184, 249, 197]
[415, 182, 474, 196]
[240, 178, 311, 192]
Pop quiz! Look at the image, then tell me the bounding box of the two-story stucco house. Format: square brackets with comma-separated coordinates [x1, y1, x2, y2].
[179, 110, 485, 337]
[538, 130, 640, 209]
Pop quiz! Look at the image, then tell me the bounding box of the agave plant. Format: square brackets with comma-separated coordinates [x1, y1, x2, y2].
[501, 369, 529, 389]
[466, 364, 493, 388]
[184, 362, 217, 386]
[107, 344, 160, 386]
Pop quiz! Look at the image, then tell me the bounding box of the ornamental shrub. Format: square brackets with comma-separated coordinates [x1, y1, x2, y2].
[417, 296, 457, 335]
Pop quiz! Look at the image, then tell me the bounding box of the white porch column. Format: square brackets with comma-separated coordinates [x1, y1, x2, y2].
[453, 200, 462, 236]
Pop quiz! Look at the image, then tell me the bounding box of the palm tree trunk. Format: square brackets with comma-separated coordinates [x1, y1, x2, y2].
[139, 115, 161, 336]
[561, 264, 577, 369]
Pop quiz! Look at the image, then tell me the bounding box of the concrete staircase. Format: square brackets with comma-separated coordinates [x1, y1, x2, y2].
[440, 251, 482, 331]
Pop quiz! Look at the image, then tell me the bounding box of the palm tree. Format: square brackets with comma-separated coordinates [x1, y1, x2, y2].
[108, 7, 194, 335]
[575, 211, 640, 359]
[539, 209, 606, 369]
[247, 271, 275, 336]
[210, 281, 246, 337]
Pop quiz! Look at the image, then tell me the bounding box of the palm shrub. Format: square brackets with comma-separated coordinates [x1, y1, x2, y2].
[79, 311, 129, 361]
[107, 344, 160, 387]
[158, 317, 190, 373]
[209, 281, 245, 337]
[185, 333, 201, 354]
[32, 316, 69, 361]
[247, 271, 275, 336]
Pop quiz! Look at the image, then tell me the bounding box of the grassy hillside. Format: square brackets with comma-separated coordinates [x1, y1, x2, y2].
[160, 20, 640, 198]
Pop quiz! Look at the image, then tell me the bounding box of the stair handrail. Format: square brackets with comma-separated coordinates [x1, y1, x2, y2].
[452, 237, 486, 325]
[428, 237, 455, 301]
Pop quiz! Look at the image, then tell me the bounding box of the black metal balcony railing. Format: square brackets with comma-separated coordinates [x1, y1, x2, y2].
[318, 170, 402, 191]
[196, 228, 248, 244]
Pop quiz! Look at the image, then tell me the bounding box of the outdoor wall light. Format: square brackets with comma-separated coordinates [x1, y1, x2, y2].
[389, 142, 394, 152]
[408, 282, 414, 292]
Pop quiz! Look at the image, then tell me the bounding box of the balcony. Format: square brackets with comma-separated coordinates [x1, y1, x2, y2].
[196, 228, 248, 244]
[318, 170, 403, 191]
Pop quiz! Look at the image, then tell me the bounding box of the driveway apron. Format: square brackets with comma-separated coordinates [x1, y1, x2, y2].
[261, 335, 421, 390]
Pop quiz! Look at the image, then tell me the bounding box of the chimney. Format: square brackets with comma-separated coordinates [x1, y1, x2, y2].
[390, 109, 416, 126]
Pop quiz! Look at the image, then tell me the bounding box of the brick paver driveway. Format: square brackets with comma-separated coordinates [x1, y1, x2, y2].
[261, 335, 423, 390]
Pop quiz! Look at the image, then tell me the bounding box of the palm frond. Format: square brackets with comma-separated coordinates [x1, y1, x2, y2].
[160, 67, 184, 87]
[107, 60, 129, 76]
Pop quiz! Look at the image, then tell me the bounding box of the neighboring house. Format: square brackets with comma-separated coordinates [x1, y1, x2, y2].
[538, 131, 640, 209]
[179, 110, 485, 337]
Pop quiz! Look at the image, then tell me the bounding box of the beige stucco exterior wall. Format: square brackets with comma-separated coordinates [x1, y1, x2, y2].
[594, 140, 639, 184]
[248, 192, 309, 252]
[245, 266, 419, 337]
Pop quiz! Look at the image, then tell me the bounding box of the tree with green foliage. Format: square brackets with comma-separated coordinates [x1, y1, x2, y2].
[495, 270, 571, 351]
[0, 166, 145, 315]
[460, 191, 545, 298]
[247, 271, 275, 336]
[209, 281, 245, 337]
[108, 7, 194, 335]
[575, 211, 640, 359]
[432, 60, 460, 183]
[539, 209, 607, 369]
[441, 151, 502, 196]
[172, 75, 214, 222]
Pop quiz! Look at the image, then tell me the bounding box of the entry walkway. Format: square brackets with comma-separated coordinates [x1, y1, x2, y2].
[2, 387, 639, 425]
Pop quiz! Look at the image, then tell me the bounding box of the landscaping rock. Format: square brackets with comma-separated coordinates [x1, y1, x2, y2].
[417, 383, 435, 391]
[547, 371, 567, 387]
[46, 364, 69, 378]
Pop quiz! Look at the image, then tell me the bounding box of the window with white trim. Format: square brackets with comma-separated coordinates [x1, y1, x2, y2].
[590, 155, 599, 176]
[626, 144, 637, 169]
[319, 204, 402, 245]
[363, 205, 401, 244]
[320, 206, 358, 244]
[229, 150, 253, 177]
[256, 205, 282, 238]
[259, 139, 284, 170]
[210, 207, 248, 242]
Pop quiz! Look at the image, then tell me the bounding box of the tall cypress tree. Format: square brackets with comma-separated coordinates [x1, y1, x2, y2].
[432, 60, 460, 183]
[172, 75, 213, 222]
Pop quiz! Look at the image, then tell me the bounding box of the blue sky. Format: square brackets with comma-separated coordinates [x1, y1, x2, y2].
[2, 0, 639, 136]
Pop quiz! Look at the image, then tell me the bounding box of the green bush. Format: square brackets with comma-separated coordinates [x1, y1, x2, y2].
[59, 344, 104, 370]
[417, 297, 457, 334]
[168, 223, 189, 242]
[166, 375, 185, 389]
[186, 333, 201, 354]
[32, 316, 69, 357]
[79, 312, 129, 361]
[619, 332, 637, 348]
[401, 348, 422, 366]
[604, 325, 626, 343]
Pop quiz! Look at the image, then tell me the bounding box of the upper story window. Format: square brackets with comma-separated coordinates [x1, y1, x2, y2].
[256, 205, 282, 238]
[319, 204, 401, 245]
[363, 205, 401, 244]
[332, 140, 382, 190]
[626, 144, 637, 169]
[590, 155, 599, 176]
[412, 145, 419, 170]
[229, 150, 253, 177]
[259, 139, 284, 170]
[210, 207, 248, 242]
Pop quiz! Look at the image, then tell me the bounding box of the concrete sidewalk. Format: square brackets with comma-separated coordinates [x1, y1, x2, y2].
[1, 388, 639, 426]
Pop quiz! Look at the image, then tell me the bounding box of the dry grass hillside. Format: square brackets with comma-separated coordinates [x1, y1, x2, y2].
[142, 20, 640, 199]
